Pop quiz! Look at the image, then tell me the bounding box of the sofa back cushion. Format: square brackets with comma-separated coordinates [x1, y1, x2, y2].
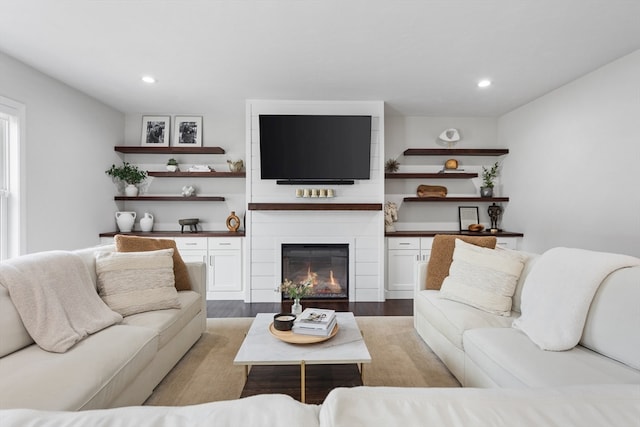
[581, 266, 640, 370]
[0, 284, 33, 357]
[72, 244, 116, 290]
[511, 252, 539, 314]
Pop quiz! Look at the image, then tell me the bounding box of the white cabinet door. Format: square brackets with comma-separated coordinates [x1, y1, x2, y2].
[207, 238, 242, 294]
[386, 238, 420, 298]
[174, 237, 207, 263]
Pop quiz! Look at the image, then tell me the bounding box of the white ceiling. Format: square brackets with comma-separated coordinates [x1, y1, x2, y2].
[1, 0, 639, 117]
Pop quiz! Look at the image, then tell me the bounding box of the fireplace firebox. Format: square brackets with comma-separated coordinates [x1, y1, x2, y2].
[281, 244, 348, 300]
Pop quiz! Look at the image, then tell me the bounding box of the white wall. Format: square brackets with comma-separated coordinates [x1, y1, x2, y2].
[0, 51, 124, 253]
[499, 50, 640, 257]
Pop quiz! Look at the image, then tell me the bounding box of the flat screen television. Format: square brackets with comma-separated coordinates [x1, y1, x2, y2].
[259, 114, 372, 183]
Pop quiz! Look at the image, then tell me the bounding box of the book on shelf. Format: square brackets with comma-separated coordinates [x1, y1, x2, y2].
[292, 316, 337, 336]
[294, 308, 336, 329]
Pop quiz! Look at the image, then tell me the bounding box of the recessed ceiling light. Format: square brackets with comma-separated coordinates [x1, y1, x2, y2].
[141, 76, 156, 84]
[477, 79, 492, 88]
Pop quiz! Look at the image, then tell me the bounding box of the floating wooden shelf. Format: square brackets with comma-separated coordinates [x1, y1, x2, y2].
[115, 196, 225, 201]
[114, 146, 225, 154]
[147, 171, 245, 178]
[99, 231, 245, 238]
[403, 196, 509, 202]
[248, 203, 382, 211]
[403, 148, 509, 156]
[385, 230, 523, 237]
[385, 172, 478, 179]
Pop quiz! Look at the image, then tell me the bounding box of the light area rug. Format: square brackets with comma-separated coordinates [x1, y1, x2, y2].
[144, 316, 460, 406]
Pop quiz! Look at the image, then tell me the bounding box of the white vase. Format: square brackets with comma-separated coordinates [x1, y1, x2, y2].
[291, 298, 303, 315]
[124, 184, 139, 197]
[140, 212, 154, 232]
[115, 211, 136, 232]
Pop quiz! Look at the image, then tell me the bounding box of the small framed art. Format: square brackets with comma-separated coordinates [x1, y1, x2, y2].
[141, 116, 170, 146]
[174, 116, 203, 147]
[458, 206, 479, 231]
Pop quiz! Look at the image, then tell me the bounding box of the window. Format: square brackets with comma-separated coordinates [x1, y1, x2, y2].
[0, 96, 25, 260]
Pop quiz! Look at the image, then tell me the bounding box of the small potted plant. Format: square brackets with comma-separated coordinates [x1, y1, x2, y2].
[166, 158, 179, 172]
[277, 278, 313, 315]
[385, 158, 400, 173]
[105, 161, 148, 197]
[481, 161, 499, 198]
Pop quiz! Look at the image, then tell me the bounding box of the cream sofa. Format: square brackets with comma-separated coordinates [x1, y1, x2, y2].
[1, 384, 638, 427]
[414, 247, 640, 388]
[0, 245, 206, 410]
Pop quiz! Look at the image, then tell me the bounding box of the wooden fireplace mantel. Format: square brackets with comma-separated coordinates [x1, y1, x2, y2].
[248, 203, 383, 211]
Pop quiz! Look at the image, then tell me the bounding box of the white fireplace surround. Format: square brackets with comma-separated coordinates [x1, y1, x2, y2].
[245, 100, 385, 302]
[277, 237, 355, 300]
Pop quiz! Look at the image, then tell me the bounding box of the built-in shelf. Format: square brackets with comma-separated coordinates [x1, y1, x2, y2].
[114, 146, 225, 154]
[147, 171, 245, 178]
[115, 196, 225, 201]
[403, 196, 509, 202]
[99, 231, 245, 238]
[403, 148, 509, 156]
[248, 203, 383, 211]
[385, 230, 524, 237]
[385, 172, 477, 179]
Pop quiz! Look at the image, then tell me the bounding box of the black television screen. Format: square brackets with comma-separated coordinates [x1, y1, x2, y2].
[259, 115, 372, 182]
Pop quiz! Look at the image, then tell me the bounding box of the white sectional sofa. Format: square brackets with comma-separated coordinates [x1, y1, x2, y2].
[414, 245, 640, 388]
[0, 245, 206, 410]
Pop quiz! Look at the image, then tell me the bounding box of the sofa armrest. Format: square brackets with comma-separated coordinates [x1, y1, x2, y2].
[185, 262, 206, 297]
[415, 261, 428, 294]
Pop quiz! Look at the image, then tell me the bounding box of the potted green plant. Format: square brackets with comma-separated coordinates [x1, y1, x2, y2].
[481, 161, 499, 198]
[105, 161, 148, 196]
[166, 158, 179, 172]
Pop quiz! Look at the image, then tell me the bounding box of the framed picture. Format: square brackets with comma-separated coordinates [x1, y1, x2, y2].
[141, 116, 170, 146]
[173, 116, 203, 147]
[458, 206, 479, 231]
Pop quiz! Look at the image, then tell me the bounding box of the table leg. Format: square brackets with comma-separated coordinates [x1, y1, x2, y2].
[300, 360, 306, 403]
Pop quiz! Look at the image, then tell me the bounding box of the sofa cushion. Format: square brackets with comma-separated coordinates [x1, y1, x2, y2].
[96, 249, 181, 317]
[425, 235, 497, 290]
[115, 235, 191, 291]
[0, 285, 33, 357]
[463, 327, 640, 388]
[0, 324, 158, 410]
[122, 290, 201, 349]
[581, 266, 640, 370]
[415, 289, 515, 350]
[440, 240, 526, 316]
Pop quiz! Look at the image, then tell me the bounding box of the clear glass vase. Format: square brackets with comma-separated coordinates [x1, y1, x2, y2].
[291, 298, 303, 315]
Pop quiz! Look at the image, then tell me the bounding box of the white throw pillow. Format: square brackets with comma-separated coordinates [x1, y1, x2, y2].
[95, 248, 180, 316]
[439, 239, 526, 316]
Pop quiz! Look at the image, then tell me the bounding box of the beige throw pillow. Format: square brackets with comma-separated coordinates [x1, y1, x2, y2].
[439, 239, 526, 316]
[95, 249, 180, 317]
[426, 235, 497, 290]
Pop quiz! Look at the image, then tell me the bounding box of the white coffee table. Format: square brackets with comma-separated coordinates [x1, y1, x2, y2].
[233, 312, 371, 402]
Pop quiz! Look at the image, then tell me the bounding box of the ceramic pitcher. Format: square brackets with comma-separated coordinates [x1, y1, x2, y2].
[140, 212, 154, 232]
[115, 211, 136, 232]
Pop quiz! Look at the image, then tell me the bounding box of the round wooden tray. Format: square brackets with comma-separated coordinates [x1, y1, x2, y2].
[268, 322, 339, 344]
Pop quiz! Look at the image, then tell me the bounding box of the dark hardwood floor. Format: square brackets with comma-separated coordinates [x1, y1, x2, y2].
[207, 299, 413, 318]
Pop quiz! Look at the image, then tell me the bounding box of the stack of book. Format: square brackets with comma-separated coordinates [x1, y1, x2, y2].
[292, 308, 337, 336]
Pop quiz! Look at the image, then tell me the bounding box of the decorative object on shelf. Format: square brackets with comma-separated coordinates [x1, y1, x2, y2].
[384, 158, 400, 173]
[488, 202, 503, 233]
[115, 211, 136, 232]
[417, 184, 448, 198]
[458, 206, 479, 231]
[444, 159, 459, 170]
[173, 116, 202, 147]
[278, 278, 313, 315]
[226, 211, 240, 232]
[105, 161, 148, 196]
[384, 202, 398, 232]
[141, 116, 170, 147]
[166, 158, 179, 172]
[178, 218, 199, 233]
[187, 164, 212, 172]
[139, 212, 154, 232]
[227, 159, 244, 172]
[468, 223, 485, 232]
[437, 128, 461, 147]
[481, 161, 500, 198]
[181, 185, 196, 197]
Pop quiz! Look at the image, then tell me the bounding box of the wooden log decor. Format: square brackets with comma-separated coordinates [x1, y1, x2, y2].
[416, 184, 448, 198]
